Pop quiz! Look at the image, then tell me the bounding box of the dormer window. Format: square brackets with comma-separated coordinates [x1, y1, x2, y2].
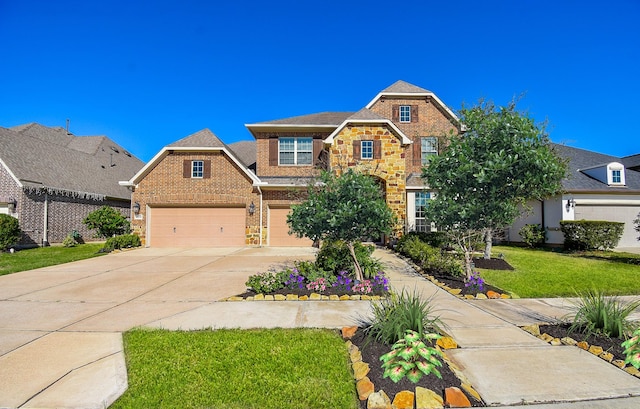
[608, 163, 625, 185]
[612, 169, 621, 184]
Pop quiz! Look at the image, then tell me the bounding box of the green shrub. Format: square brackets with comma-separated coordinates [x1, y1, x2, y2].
[315, 240, 382, 278]
[396, 235, 464, 277]
[293, 260, 329, 282]
[519, 224, 546, 248]
[364, 288, 444, 345]
[634, 212, 640, 242]
[560, 220, 624, 251]
[569, 289, 640, 338]
[103, 234, 141, 251]
[83, 206, 130, 239]
[62, 234, 78, 247]
[0, 214, 21, 251]
[399, 231, 449, 249]
[380, 330, 443, 383]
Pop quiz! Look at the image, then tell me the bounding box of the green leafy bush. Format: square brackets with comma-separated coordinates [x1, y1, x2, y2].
[103, 234, 141, 251]
[380, 330, 443, 383]
[293, 260, 329, 282]
[396, 235, 464, 277]
[622, 328, 640, 369]
[364, 288, 443, 345]
[560, 220, 624, 251]
[634, 212, 640, 242]
[400, 231, 449, 249]
[0, 214, 21, 251]
[519, 224, 546, 248]
[62, 234, 78, 247]
[569, 289, 640, 338]
[315, 240, 382, 279]
[245, 270, 289, 293]
[83, 206, 130, 239]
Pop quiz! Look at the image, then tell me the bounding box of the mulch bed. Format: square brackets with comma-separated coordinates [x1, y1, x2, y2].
[349, 329, 484, 407]
[236, 286, 388, 299]
[472, 257, 514, 271]
[538, 323, 627, 362]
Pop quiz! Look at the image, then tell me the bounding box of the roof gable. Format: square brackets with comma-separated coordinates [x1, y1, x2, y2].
[168, 128, 226, 148]
[324, 108, 413, 145]
[381, 80, 432, 94]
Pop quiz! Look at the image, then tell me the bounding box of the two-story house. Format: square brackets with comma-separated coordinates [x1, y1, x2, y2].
[122, 80, 462, 247]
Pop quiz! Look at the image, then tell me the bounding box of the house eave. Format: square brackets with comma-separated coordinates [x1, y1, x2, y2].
[365, 91, 460, 125]
[324, 119, 413, 145]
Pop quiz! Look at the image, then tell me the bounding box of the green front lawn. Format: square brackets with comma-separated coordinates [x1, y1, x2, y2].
[0, 243, 105, 276]
[111, 328, 357, 409]
[481, 246, 640, 298]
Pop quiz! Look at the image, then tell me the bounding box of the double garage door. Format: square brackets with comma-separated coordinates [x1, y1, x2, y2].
[149, 207, 246, 247]
[575, 205, 640, 248]
[148, 207, 313, 247]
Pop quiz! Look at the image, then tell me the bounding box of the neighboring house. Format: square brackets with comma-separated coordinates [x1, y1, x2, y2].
[123, 80, 461, 247]
[0, 123, 144, 245]
[510, 144, 640, 249]
[122, 79, 639, 249]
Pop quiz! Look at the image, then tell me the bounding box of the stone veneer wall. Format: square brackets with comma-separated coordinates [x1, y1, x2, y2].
[329, 124, 406, 235]
[131, 151, 260, 245]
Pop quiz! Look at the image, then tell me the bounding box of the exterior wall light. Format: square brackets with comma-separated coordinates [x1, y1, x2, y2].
[7, 199, 16, 213]
[565, 198, 576, 212]
[133, 202, 141, 215]
[248, 201, 256, 216]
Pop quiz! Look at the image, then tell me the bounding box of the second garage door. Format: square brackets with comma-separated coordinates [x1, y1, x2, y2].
[269, 207, 313, 247]
[149, 207, 246, 247]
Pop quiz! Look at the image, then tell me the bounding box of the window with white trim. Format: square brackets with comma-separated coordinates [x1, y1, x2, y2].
[415, 192, 431, 232]
[421, 137, 438, 165]
[361, 140, 373, 160]
[612, 169, 621, 184]
[279, 137, 313, 165]
[399, 105, 411, 122]
[192, 160, 204, 178]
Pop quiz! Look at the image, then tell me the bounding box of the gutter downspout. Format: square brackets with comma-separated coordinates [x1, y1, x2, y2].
[257, 186, 263, 247]
[42, 192, 49, 246]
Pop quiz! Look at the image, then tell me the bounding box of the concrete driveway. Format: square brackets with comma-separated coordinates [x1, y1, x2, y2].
[0, 246, 319, 408]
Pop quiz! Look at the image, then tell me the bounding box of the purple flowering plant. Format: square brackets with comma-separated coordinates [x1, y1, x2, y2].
[284, 268, 305, 290]
[464, 271, 484, 293]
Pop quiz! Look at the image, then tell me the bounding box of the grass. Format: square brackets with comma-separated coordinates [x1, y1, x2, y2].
[0, 243, 105, 276]
[111, 328, 358, 409]
[479, 246, 640, 298]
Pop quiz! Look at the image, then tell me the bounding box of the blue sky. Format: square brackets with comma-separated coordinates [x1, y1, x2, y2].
[1, 0, 638, 162]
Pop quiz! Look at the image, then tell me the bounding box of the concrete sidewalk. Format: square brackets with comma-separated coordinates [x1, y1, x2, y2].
[0, 246, 639, 408]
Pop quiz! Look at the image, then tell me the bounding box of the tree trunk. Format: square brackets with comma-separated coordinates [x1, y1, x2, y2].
[483, 228, 492, 260]
[347, 242, 364, 282]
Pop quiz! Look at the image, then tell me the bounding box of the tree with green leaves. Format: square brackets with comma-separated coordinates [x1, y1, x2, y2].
[0, 214, 21, 251]
[422, 98, 567, 277]
[287, 169, 395, 281]
[83, 206, 130, 238]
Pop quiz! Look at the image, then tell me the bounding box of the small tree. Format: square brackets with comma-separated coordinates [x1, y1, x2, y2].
[0, 214, 21, 251]
[635, 212, 640, 241]
[83, 206, 130, 239]
[287, 170, 395, 281]
[423, 98, 567, 275]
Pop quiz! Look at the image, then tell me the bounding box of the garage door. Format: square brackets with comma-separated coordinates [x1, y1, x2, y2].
[269, 207, 313, 247]
[575, 205, 640, 248]
[149, 207, 246, 247]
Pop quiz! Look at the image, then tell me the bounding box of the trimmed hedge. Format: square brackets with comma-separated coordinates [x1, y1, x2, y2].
[104, 234, 141, 251]
[560, 220, 624, 251]
[0, 214, 21, 251]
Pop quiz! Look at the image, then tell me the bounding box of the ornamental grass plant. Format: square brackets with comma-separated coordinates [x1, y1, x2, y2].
[363, 288, 444, 345]
[568, 289, 640, 339]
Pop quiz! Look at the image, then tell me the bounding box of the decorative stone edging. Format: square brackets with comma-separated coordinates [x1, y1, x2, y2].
[224, 293, 387, 302]
[521, 324, 640, 379]
[342, 326, 483, 409]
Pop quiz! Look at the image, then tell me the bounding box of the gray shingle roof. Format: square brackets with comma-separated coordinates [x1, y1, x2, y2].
[622, 153, 640, 171]
[168, 128, 226, 148]
[553, 144, 640, 192]
[227, 140, 256, 167]
[1, 124, 144, 200]
[381, 80, 432, 94]
[253, 112, 354, 126]
[347, 108, 388, 121]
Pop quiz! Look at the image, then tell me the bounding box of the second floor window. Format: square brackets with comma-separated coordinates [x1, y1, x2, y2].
[612, 169, 622, 184]
[192, 160, 204, 178]
[399, 105, 411, 122]
[279, 137, 312, 165]
[361, 140, 373, 159]
[421, 137, 438, 165]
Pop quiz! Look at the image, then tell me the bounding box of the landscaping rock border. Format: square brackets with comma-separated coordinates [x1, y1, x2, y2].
[223, 294, 387, 302]
[343, 326, 483, 409]
[521, 324, 640, 379]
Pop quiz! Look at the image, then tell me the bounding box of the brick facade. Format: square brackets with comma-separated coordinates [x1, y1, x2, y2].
[254, 132, 329, 177]
[131, 150, 260, 245]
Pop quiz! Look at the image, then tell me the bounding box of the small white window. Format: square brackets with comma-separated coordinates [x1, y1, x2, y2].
[192, 160, 204, 178]
[399, 105, 411, 122]
[421, 137, 438, 165]
[612, 169, 621, 184]
[361, 140, 373, 160]
[415, 192, 431, 232]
